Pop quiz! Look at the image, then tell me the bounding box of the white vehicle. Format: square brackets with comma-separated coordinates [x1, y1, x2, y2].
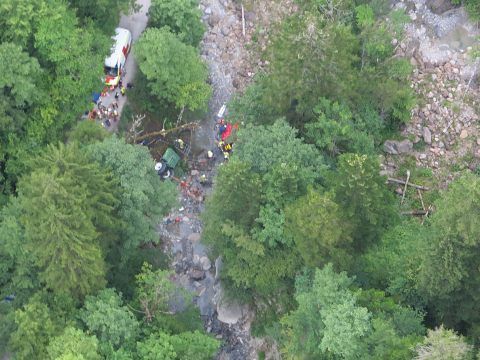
[104, 27, 132, 87]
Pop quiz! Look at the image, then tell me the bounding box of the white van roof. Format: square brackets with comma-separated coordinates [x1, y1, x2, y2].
[104, 28, 131, 68]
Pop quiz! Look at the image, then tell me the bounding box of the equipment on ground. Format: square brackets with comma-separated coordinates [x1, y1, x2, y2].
[155, 147, 181, 179]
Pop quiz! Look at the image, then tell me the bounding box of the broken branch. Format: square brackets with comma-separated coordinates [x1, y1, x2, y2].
[401, 170, 410, 205]
[387, 178, 429, 191]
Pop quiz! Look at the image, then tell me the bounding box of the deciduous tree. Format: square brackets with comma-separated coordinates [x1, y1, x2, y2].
[9, 296, 58, 360]
[80, 288, 139, 350]
[285, 189, 352, 269]
[47, 327, 101, 360]
[69, 0, 136, 33]
[414, 326, 473, 360]
[281, 264, 371, 359]
[148, 0, 205, 47]
[88, 136, 177, 258]
[135, 27, 211, 113]
[135, 263, 176, 322]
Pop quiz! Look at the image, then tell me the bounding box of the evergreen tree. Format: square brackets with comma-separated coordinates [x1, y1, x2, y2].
[18, 143, 119, 299]
[330, 153, 397, 250]
[285, 189, 353, 269]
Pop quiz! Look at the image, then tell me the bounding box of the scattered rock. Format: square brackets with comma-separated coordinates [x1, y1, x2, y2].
[460, 129, 468, 139]
[215, 257, 223, 280]
[187, 233, 201, 242]
[200, 256, 212, 271]
[204, 6, 212, 15]
[189, 269, 206, 281]
[244, 11, 256, 22]
[191, 169, 200, 176]
[221, 26, 231, 36]
[383, 140, 413, 155]
[423, 127, 432, 144]
[428, 0, 457, 14]
[419, 153, 427, 160]
[208, 14, 221, 27]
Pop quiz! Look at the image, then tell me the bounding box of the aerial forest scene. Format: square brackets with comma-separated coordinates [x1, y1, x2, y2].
[1, 0, 480, 359]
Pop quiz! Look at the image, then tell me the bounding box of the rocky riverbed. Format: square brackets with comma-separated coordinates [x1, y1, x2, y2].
[382, 0, 480, 185]
[156, 0, 292, 359]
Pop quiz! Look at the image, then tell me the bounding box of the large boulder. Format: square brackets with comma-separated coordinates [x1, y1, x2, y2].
[428, 0, 457, 14]
[383, 139, 413, 155]
[189, 269, 205, 281]
[423, 127, 432, 144]
[214, 285, 245, 325]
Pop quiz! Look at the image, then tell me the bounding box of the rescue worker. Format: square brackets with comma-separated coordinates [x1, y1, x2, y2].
[121, 86, 126, 96]
[176, 138, 185, 150]
[223, 151, 230, 161]
[199, 174, 207, 184]
[222, 143, 232, 153]
[207, 150, 214, 160]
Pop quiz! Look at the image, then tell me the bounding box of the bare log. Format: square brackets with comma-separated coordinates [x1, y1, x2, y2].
[241, 5, 246, 37]
[387, 178, 429, 191]
[417, 189, 426, 211]
[401, 210, 428, 216]
[421, 205, 433, 225]
[401, 170, 410, 205]
[134, 122, 199, 142]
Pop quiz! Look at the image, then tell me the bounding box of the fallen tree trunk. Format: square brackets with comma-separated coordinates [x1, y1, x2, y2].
[134, 122, 198, 142]
[387, 177, 429, 191]
[401, 210, 428, 216]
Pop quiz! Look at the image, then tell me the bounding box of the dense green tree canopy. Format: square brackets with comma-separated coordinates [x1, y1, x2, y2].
[0, 42, 42, 135]
[80, 288, 139, 349]
[281, 264, 372, 359]
[88, 136, 177, 258]
[47, 327, 101, 360]
[136, 331, 219, 360]
[330, 153, 397, 249]
[262, 14, 359, 123]
[135, 27, 211, 112]
[18, 143, 119, 299]
[148, 0, 205, 47]
[9, 296, 58, 360]
[69, 0, 136, 32]
[413, 326, 473, 360]
[282, 264, 424, 360]
[417, 173, 480, 329]
[285, 189, 352, 269]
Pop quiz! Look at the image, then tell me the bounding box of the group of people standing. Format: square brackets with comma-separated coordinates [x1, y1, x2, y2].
[215, 118, 233, 161]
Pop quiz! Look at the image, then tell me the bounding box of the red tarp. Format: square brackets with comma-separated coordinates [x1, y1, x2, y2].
[221, 123, 233, 141]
